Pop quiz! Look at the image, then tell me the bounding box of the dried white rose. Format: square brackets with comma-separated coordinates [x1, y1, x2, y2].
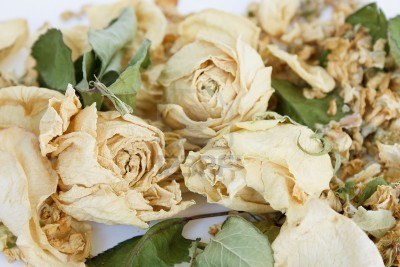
[182, 115, 333, 220]
[159, 36, 273, 145]
[0, 127, 90, 266]
[84, 0, 167, 49]
[258, 0, 299, 36]
[178, 9, 260, 48]
[0, 86, 64, 135]
[267, 44, 335, 93]
[39, 88, 194, 228]
[272, 199, 385, 267]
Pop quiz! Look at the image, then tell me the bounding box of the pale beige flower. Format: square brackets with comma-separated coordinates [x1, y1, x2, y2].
[159, 36, 273, 145]
[182, 116, 333, 220]
[267, 45, 335, 94]
[39, 89, 194, 227]
[0, 127, 90, 266]
[0, 86, 64, 135]
[258, 0, 299, 37]
[272, 199, 385, 267]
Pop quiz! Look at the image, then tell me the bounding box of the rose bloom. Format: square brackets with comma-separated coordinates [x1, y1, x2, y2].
[158, 9, 273, 145]
[0, 127, 91, 266]
[39, 86, 194, 228]
[181, 115, 333, 222]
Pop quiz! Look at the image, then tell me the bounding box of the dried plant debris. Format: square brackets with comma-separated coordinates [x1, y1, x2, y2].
[0, 0, 399, 266]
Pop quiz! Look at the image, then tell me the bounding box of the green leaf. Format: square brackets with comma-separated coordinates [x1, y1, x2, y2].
[358, 176, 388, 205]
[75, 51, 104, 108]
[319, 50, 331, 67]
[101, 51, 124, 86]
[88, 7, 137, 78]
[253, 221, 280, 243]
[388, 15, 400, 66]
[272, 79, 349, 129]
[32, 29, 76, 91]
[346, 3, 388, 43]
[336, 180, 356, 202]
[195, 215, 274, 267]
[107, 39, 151, 111]
[86, 236, 141, 267]
[86, 218, 192, 267]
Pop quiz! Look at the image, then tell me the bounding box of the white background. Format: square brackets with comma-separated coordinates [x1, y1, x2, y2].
[0, 0, 397, 266]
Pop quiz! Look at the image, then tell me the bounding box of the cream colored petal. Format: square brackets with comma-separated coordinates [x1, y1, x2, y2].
[0, 19, 28, 62]
[0, 86, 63, 135]
[158, 103, 218, 142]
[352, 207, 396, 239]
[159, 40, 225, 87]
[58, 185, 149, 228]
[182, 120, 333, 215]
[84, 0, 135, 29]
[0, 127, 85, 266]
[62, 26, 90, 61]
[54, 132, 120, 187]
[178, 9, 260, 48]
[378, 142, 400, 168]
[272, 199, 385, 267]
[39, 85, 82, 156]
[268, 45, 335, 93]
[258, 0, 299, 36]
[228, 123, 333, 197]
[135, 0, 167, 47]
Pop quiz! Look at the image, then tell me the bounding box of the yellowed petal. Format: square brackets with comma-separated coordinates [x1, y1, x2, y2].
[178, 9, 260, 48]
[258, 0, 299, 36]
[272, 199, 385, 267]
[62, 25, 90, 61]
[0, 19, 28, 62]
[39, 85, 82, 156]
[0, 86, 63, 135]
[0, 127, 88, 266]
[352, 207, 396, 239]
[268, 44, 335, 93]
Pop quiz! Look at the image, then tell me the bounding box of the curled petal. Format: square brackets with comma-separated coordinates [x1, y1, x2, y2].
[258, 0, 299, 36]
[178, 9, 260, 48]
[0, 86, 63, 135]
[0, 127, 90, 266]
[272, 199, 385, 267]
[268, 45, 335, 93]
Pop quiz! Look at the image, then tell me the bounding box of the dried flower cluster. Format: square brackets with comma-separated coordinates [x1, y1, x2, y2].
[0, 0, 399, 266]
